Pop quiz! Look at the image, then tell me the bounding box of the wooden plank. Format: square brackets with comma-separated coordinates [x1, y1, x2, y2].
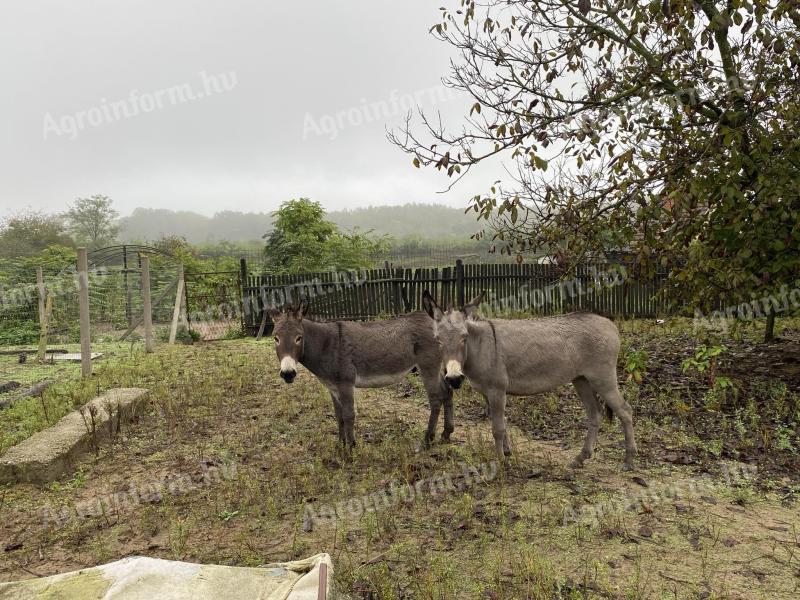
[168, 264, 185, 344]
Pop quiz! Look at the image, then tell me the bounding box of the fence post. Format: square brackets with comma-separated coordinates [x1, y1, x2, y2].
[36, 267, 45, 325]
[36, 267, 48, 362]
[77, 248, 91, 378]
[455, 259, 465, 308]
[141, 255, 154, 352]
[37, 293, 53, 360]
[239, 258, 248, 329]
[122, 244, 133, 326]
[169, 264, 185, 345]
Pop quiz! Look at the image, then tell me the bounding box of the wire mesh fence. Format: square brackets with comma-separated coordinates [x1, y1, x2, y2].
[368, 242, 527, 268]
[183, 270, 242, 341]
[229, 242, 536, 274]
[0, 251, 184, 348]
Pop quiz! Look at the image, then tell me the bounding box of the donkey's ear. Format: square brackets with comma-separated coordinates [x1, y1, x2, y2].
[422, 290, 444, 321]
[296, 297, 310, 320]
[267, 306, 282, 320]
[462, 290, 485, 320]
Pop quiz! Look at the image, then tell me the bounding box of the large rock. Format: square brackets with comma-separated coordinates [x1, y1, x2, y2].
[0, 388, 148, 485]
[0, 554, 332, 599]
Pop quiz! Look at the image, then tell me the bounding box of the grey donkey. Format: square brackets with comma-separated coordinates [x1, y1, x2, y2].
[268, 300, 454, 448]
[422, 290, 637, 471]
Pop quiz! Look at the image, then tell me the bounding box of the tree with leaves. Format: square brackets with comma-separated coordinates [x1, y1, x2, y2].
[65, 195, 119, 249]
[0, 211, 74, 258]
[392, 0, 800, 340]
[264, 198, 388, 273]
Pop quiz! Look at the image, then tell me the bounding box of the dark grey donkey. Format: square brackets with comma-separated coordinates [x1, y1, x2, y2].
[422, 291, 637, 471]
[268, 300, 453, 447]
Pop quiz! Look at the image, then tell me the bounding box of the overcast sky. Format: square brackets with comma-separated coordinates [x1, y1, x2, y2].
[1, 1, 502, 218]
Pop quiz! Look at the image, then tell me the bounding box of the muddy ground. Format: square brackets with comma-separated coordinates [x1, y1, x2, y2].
[0, 320, 798, 598]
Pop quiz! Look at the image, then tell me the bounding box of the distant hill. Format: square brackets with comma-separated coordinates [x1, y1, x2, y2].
[119, 208, 272, 244]
[329, 203, 479, 240]
[119, 203, 480, 244]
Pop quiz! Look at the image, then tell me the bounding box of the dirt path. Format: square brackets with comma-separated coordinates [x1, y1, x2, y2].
[363, 381, 800, 598]
[0, 340, 796, 598]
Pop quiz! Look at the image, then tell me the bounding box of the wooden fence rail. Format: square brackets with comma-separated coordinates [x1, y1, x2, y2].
[240, 260, 670, 332]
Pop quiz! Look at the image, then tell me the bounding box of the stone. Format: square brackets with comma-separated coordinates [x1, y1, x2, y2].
[0, 388, 148, 484]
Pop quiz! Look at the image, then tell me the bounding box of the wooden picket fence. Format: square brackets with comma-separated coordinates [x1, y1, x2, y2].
[240, 260, 670, 331]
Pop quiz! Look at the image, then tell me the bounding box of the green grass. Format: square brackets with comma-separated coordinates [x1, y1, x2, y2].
[0, 340, 179, 453]
[0, 320, 798, 598]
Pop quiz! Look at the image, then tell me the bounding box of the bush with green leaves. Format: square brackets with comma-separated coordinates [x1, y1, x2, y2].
[681, 344, 728, 384]
[0, 319, 39, 345]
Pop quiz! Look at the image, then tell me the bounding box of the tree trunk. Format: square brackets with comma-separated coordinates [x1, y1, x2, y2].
[764, 308, 776, 342]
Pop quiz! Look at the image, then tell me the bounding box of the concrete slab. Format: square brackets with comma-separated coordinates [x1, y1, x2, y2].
[0, 388, 148, 485]
[0, 554, 332, 599]
[47, 352, 104, 361]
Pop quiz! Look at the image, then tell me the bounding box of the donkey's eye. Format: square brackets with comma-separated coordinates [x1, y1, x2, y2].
[295, 335, 303, 344]
[274, 336, 280, 344]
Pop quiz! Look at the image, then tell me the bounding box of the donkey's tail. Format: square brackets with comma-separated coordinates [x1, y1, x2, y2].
[597, 395, 614, 423]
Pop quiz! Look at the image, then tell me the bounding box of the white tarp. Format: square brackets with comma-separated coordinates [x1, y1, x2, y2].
[0, 554, 332, 600]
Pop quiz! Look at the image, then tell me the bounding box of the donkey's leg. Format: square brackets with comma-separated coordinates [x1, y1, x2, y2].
[480, 393, 491, 419]
[337, 385, 357, 448]
[423, 395, 441, 448]
[487, 390, 511, 457]
[483, 394, 508, 452]
[419, 367, 452, 445]
[329, 390, 345, 445]
[441, 383, 455, 441]
[589, 376, 637, 471]
[571, 377, 600, 468]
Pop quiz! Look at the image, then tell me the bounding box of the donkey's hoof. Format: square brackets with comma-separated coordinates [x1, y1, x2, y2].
[621, 461, 635, 472]
[570, 458, 585, 469]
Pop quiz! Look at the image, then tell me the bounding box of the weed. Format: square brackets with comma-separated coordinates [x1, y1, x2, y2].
[217, 509, 239, 522]
[168, 515, 192, 560]
[623, 348, 648, 384]
[682, 343, 727, 384]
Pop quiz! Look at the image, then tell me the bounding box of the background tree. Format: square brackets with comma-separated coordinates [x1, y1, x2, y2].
[65, 194, 119, 249]
[0, 210, 74, 258]
[264, 198, 388, 273]
[392, 0, 800, 340]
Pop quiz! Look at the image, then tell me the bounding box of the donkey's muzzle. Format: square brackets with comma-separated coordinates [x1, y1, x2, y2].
[445, 374, 464, 389]
[280, 369, 297, 383]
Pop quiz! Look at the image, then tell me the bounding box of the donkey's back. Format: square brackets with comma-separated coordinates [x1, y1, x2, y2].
[337, 312, 438, 385]
[484, 312, 620, 395]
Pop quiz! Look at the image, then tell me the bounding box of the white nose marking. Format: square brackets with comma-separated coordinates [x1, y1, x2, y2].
[445, 360, 463, 378]
[280, 356, 298, 372]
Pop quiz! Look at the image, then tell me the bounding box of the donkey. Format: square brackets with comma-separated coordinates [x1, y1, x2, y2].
[422, 290, 637, 471]
[268, 300, 453, 448]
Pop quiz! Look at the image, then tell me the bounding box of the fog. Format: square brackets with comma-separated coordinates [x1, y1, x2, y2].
[1, 1, 495, 217]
